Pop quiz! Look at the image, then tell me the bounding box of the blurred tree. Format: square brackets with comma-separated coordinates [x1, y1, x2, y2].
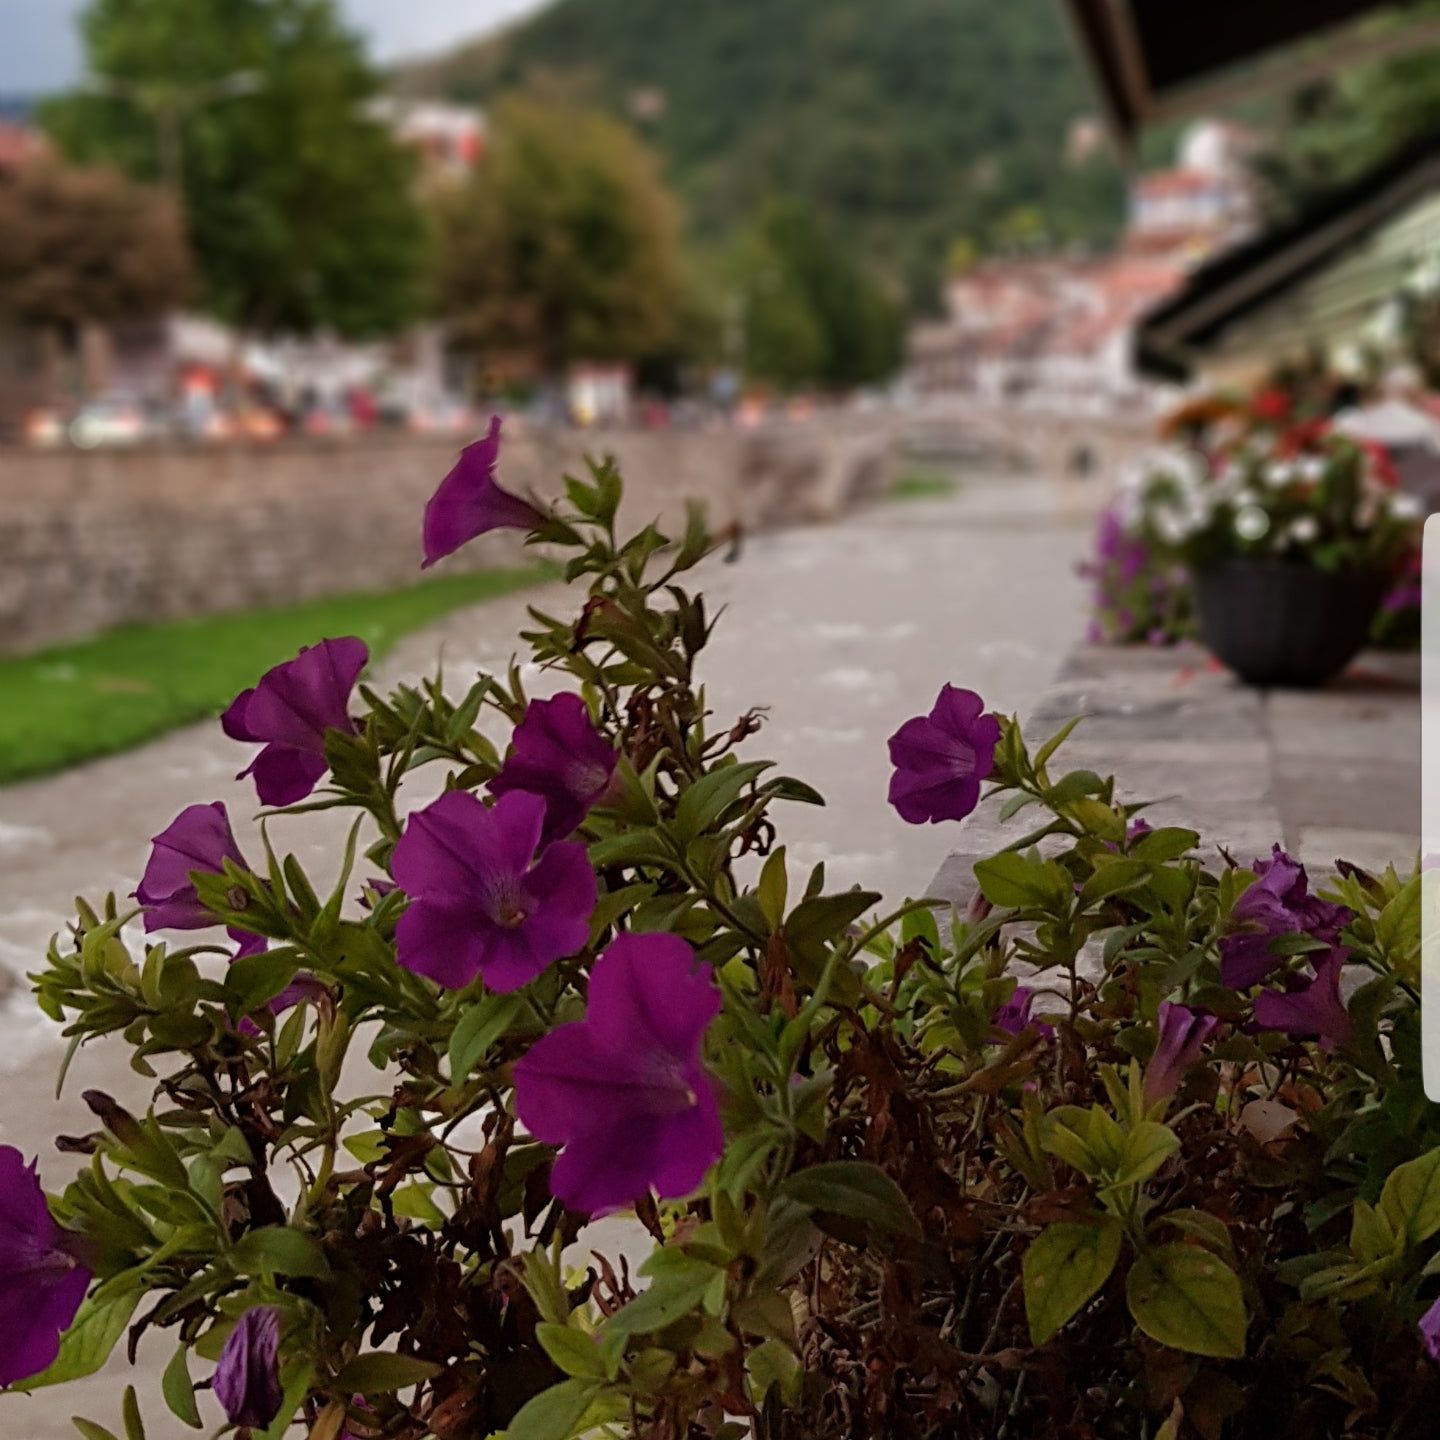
[432, 98, 689, 379]
[945, 236, 982, 277]
[989, 204, 1050, 254]
[0, 160, 190, 338]
[733, 198, 903, 391]
[1256, 43, 1440, 217]
[401, 0, 1129, 301]
[43, 0, 426, 339]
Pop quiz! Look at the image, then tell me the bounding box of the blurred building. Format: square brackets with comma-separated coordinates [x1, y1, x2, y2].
[0, 117, 50, 175]
[1126, 119, 1258, 262]
[908, 120, 1251, 409]
[369, 98, 485, 185]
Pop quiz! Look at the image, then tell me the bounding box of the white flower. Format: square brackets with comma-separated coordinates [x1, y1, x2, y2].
[1299, 456, 1326, 482]
[1264, 461, 1296, 489]
[1390, 492, 1423, 520]
[1235, 507, 1270, 542]
[1155, 511, 1194, 545]
[1288, 516, 1320, 544]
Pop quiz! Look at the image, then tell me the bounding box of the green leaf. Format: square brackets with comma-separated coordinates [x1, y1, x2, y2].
[21, 1285, 141, 1390]
[1125, 1244, 1246, 1359]
[1033, 715, 1085, 770]
[1131, 828, 1200, 863]
[785, 892, 882, 954]
[780, 1161, 921, 1238]
[673, 761, 772, 843]
[224, 950, 299, 1015]
[448, 993, 524, 1081]
[71, 1422, 121, 1440]
[504, 1378, 603, 1440]
[1045, 769, 1107, 806]
[745, 1338, 802, 1402]
[1349, 1199, 1398, 1267]
[972, 852, 1067, 910]
[1078, 860, 1150, 907]
[230, 1226, 330, 1279]
[536, 1323, 608, 1380]
[1023, 1220, 1122, 1344]
[1040, 1106, 1102, 1179]
[1378, 1146, 1440, 1247]
[161, 1346, 202, 1430]
[1152, 1210, 1234, 1260]
[333, 1353, 443, 1394]
[605, 1264, 721, 1338]
[758, 848, 788, 931]
[121, 1386, 145, 1440]
[1106, 1121, 1179, 1189]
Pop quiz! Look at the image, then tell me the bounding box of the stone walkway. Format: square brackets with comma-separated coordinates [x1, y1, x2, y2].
[0, 468, 1095, 1437]
[930, 641, 1420, 904]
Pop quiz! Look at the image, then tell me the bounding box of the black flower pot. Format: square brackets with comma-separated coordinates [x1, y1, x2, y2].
[1193, 560, 1388, 688]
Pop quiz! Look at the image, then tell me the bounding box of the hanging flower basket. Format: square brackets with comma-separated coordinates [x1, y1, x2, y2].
[1194, 558, 1388, 687]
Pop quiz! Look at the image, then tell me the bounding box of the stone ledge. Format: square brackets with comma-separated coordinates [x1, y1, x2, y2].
[927, 641, 1419, 907]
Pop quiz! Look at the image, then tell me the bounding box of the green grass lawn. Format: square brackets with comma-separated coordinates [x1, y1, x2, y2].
[0, 566, 554, 785]
[888, 467, 957, 501]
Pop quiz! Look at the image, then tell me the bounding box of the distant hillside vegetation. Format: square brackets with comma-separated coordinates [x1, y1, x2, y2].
[397, 0, 1125, 302]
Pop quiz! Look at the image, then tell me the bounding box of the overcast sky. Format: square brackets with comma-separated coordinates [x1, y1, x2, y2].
[0, 0, 548, 94]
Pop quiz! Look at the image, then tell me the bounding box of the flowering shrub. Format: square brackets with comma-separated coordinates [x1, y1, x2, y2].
[1136, 425, 1418, 574]
[1090, 398, 1424, 648]
[7, 428, 1439, 1440]
[1078, 506, 1192, 646]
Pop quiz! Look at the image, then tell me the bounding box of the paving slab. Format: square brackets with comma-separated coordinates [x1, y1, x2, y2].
[929, 642, 1420, 906]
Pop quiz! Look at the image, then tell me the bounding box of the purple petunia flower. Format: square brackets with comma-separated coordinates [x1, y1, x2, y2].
[1420, 1296, 1440, 1363]
[887, 685, 1002, 825]
[991, 986, 1055, 1042]
[1252, 948, 1353, 1050]
[1143, 1002, 1219, 1107]
[0, 1147, 91, 1388]
[222, 638, 368, 808]
[488, 694, 619, 845]
[1220, 846, 1352, 989]
[391, 790, 595, 992]
[513, 933, 723, 1215]
[134, 802, 265, 958]
[214, 1306, 284, 1430]
[422, 416, 544, 568]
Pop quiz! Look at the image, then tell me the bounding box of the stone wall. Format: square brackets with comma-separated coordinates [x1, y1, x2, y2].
[0, 417, 896, 655]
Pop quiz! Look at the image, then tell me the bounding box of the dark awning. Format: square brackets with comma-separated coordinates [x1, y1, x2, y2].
[1134, 139, 1440, 379]
[1060, 0, 1440, 145]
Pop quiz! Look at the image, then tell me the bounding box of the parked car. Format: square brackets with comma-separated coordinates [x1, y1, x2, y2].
[67, 396, 164, 449]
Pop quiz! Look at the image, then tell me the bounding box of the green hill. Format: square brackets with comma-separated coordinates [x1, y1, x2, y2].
[398, 0, 1125, 302]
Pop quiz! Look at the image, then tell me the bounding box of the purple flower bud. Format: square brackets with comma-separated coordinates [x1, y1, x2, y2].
[213, 1306, 283, 1430]
[422, 416, 545, 567]
[887, 685, 1001, 826]
[1220, 846, 1352, 989]
[222, 638, 368, 807]
[0, 1147, 91, 1387]
[514, 933, 722, 1215]
[391, 790, 596, 991]
[1420, 1296, 1440, 1363]
[488, 694, 619, 846]
[991, 986, 1054, 1042]
[135, 802, 248, 933]
[1143, 1002, 1219, 1107]
[1252, 948, 1353, 1051]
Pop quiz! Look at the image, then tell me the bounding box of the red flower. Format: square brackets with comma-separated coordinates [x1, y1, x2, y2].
[1250, 388, 1292, 425]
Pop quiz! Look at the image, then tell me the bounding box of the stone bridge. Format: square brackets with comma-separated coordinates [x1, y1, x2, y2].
[903, 398, 1157, 480]
[0, 415, 899, 656]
